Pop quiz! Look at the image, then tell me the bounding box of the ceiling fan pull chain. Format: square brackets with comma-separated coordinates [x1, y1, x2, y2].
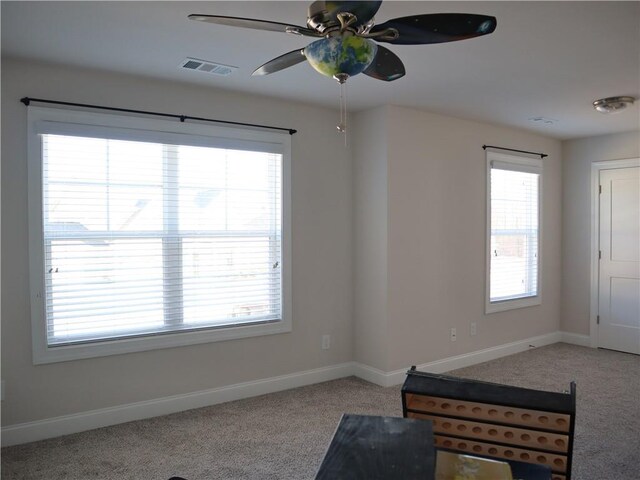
[343, 81, 348, 145]
[342, 81, 347, 137]
[336, 73, 348, 141]
[338, 80, 348, 144]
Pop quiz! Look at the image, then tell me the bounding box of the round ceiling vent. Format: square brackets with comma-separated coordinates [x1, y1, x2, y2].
[592, 96, 636, 114]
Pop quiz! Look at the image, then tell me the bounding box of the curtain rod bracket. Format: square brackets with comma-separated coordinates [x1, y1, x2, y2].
[483, 144, 547, 159]
[19, 97, 297, 135]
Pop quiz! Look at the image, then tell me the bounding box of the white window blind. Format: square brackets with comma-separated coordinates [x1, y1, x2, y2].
[486, 151, 542, 312]
[42, 134, 281, 345]
[42, 133, 282, 346]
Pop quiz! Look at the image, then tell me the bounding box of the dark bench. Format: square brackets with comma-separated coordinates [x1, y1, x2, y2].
[402, 367, 576, 480]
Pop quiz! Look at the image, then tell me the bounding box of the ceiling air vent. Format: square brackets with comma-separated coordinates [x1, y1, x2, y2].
[179, 57, 238, 76]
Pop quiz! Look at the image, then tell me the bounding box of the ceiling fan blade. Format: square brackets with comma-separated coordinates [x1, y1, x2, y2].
[252, 49, 307, 76]
[307, 1, 382, 29]
[189, 14, 321, 37]
[363, 46, 405, 81]
[371, 13, 497, 45]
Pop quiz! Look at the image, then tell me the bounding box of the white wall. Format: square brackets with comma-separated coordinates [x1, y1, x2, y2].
[353, 105, 563, 372]
[352, 107, 389, 371]
[0, 58, 353, 426]
[561, 131, 640, 335]
[386, 106, 563, 371]
[2, 55, 614, 438]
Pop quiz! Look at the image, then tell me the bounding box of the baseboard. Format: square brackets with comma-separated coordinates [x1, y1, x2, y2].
[2, 331, 575, 446]
[559, 331, 592, 347]
[351, 362, 388, 385]
[353, 332, 562, 387]
[1, 362, 354, 447]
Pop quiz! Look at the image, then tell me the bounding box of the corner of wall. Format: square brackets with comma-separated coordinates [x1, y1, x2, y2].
[351, 107, 391, 371]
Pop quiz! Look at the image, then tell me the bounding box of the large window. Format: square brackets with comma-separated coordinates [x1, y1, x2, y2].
[28, 107, 291, 363]
[486, 151, 542, 313]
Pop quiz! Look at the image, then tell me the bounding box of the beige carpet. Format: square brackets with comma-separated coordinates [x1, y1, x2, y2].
[2, 343, 639, 479]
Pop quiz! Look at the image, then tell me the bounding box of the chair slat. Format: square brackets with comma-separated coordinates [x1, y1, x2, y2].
[405, 393, 572, 432]
[408, 411, 570, 452]
[402, 368, 576, 479]
[434, 434, 568, 474]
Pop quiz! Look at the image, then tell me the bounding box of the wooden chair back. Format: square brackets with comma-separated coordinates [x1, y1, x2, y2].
[402, 367, 576, 480]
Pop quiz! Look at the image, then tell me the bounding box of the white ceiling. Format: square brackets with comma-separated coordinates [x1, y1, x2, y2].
[2, 1, 639, 139]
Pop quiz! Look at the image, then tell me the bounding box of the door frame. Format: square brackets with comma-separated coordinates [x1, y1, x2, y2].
[590, 157, 640, 348]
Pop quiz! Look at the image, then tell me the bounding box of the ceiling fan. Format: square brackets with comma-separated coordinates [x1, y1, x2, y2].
[189, 1, 496, 83]
[189, 1, 496, 132]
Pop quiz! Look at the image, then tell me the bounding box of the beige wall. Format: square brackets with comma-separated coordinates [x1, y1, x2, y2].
[352, 107, 389, 370]
[4, 56, 627, 431]
[352, 105, 563, 372]
[561, 131, 640, 335]
[1, 58, 353, 426]
[386, 106, 562, 370]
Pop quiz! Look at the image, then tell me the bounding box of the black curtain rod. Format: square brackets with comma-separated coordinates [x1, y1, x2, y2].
[482, 144, 547, 159]
[20, 97, 297, 135]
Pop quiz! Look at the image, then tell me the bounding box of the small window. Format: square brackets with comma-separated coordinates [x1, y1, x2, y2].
[28, 107, 291, 363]
[486, 150, 542, 313]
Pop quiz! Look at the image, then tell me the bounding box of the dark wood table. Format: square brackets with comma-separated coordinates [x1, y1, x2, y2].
[315, 414, 552, 480]
[315, 414, 436, 479]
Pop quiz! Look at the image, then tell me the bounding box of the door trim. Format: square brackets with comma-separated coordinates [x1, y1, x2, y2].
[590, 158, 640, 348]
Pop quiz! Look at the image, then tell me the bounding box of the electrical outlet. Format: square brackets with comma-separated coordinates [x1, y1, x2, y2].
[322, 335, 331, 350]
[450, 328, 457, 342]
[470, 322, 477, 336]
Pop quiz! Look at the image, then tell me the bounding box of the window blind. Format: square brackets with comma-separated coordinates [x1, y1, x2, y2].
[42, 133, 282, 346]
[489, 164, 540, 303]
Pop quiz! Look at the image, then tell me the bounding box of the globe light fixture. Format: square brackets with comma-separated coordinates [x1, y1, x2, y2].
[306, 11, 383, 135]
[304, 35, 378, 81]
[305, 35, 379, 134]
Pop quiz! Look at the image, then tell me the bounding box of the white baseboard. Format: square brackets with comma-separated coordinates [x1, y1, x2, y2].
[353, 332, 562, 387]
[1, 362, 354, 447]
[351, 362, 388, 385]
[559, 331, 592, 347]
[2, 331, 576, 446]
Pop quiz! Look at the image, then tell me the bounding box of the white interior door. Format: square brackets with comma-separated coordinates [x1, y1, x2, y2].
[598, 166, 640, 354]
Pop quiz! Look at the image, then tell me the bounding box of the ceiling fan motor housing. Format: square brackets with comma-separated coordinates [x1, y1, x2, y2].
[307, 0, 382, 31]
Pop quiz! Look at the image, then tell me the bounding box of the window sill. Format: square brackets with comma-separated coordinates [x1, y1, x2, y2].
[32, 319, 291, 365]
[485, 296, 541, 314]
